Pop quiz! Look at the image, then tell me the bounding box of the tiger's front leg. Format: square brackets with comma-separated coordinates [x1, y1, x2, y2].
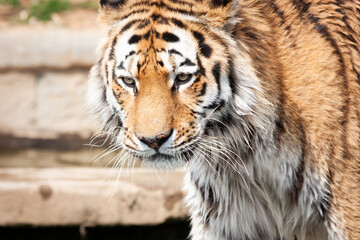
[184, 169, 281, 240]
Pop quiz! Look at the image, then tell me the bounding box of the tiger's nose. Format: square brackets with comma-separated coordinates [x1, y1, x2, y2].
[137, 129, 173, 150]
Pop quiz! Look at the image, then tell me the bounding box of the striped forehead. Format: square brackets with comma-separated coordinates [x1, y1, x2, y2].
[112, 25, 198, 76]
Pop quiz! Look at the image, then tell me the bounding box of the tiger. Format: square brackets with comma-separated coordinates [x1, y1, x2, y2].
[86, 0, 360, 239]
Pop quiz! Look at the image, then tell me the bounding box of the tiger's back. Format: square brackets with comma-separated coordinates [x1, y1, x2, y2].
[87, 0, 360, 239]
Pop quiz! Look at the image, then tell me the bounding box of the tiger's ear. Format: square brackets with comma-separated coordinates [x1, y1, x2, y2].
[98, 0, 128, 25]
[203, 0, 239, 31]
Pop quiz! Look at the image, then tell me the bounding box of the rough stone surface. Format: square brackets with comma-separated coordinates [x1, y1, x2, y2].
[0, 27, 109, 144]
[0, 73, 37, 134]
[0, 71, 98, 140]
[36, 71, 97, 138]
[0, 28, 104, 69]
[0, 168, 188, 226]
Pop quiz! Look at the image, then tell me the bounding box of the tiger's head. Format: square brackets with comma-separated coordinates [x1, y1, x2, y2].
[87, 0, 264, 168]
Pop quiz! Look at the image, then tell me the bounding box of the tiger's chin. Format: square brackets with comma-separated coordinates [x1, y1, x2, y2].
[138, 151, 193, 169]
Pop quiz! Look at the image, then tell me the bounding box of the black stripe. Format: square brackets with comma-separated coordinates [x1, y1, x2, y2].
[180, 58, 196, 67]
[192, 30, 204, 42]
[196, 55, 206, 76]
[218, 112, 234, 129]
[182, 105, 200, 117]
[116, 116, 123, 131]
[128, 34, 142, 44]
[117, 61, 125, 69]
[109, 36, 118, 60]
[112, 89, 121, 98]
[204, 185, 219, 224]
[170, 18, 186, 28]
[171, 83, 178, 92]
[112, 65, 116, 82]
[268, 0, 289, 27]
[292, 0, 311, 17]
[105, 64, 109, 84]
[143, 30, 151, 40]
[336, 30, 356, 44]
[291, 0, 350, 159]
[158, 17, 169, 24]
[334, 1, 360, 150]
[150, 13, 169, 24]
[121, 19, 138, 33]
[168, 0, 193, 7]
[102, 113, 116, 132]
[153, 29, 161, 39]
[100, 0, 126, 8]
[118, 9, 149, 21]
[203, 99, 225, 110]
[228, 60, 237, 94]
[130, 0, 160, 7]
[157, 60, 164, 67]
[169, 49, 183, 56]
[212, 62, 221, 94]
[197, 82, 207, 97]
[98, 61, 107, 104]
[191, 109, 205, 117]
[242, 27, 261, 40]
[162, 3, 205, 15]
[319, 169, 333, 220]
[291, 122, 305, 201]
[137, 62, 141, 74]
[130, 1, 206, 16]
[136, 19, 150, 29]
[192, 31, 212, 58]
[162, 32, 180, 42]
[125, 51, 135, 60]
[151, 13, 161, 21]
[211, 0, 231, 8]
[193, 76, 201, 83]
[332, 1, 360, 86]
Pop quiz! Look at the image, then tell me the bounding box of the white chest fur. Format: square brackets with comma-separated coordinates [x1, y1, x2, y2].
[184, 132, 329, 240]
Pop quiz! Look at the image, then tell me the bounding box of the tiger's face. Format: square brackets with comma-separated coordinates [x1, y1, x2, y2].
[88, 0, 257, 168]
[105, 19, 232, 167]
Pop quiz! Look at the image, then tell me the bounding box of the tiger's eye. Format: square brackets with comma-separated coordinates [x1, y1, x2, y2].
[123, 77, 135, 86]
[177, 73, 190, 82]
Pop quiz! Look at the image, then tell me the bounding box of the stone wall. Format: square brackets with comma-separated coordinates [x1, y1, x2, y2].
[0, 168, 187, 226]
[0, 28, 105, 148]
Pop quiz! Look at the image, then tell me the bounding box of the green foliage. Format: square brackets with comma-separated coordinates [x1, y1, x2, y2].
[0, 0, 20, 6]
[30, 0, 69, 21]
[0, 0, 97, 22]
[74, 1, 98, 10]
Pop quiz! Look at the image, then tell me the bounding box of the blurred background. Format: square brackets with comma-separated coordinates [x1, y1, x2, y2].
[0, 0, 189, 239]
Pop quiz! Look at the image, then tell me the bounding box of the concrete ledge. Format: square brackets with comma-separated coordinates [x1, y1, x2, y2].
[0, 28, 105, 69]
[0, 168, 187, 226]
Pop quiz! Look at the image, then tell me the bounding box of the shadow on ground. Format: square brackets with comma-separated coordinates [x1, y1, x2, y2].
[0, 220, 190, 240]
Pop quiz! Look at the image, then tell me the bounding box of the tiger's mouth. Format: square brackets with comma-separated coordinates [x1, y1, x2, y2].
[137, 147, 195, 167]
[119, 126, 201, 167]
[145, 153, 176, 162]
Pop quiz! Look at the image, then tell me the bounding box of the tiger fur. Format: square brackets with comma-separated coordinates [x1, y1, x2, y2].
[87, 0, 360, 239]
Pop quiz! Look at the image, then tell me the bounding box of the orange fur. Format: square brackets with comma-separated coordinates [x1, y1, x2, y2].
[89, 0, 360, 238]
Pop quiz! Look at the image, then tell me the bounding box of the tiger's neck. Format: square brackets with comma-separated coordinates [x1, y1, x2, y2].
[185, 123, 327, 239]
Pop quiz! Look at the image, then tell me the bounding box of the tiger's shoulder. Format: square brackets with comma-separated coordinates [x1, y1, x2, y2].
[238, 1, 360, 239]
